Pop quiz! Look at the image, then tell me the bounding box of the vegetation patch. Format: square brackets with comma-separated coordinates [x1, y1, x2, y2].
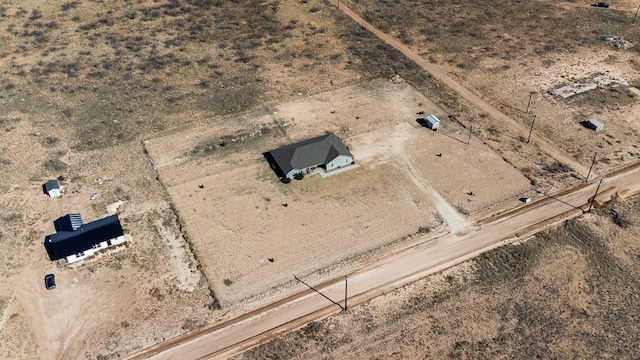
[189, 127, 271, 158]
[42, 158, 68, 173]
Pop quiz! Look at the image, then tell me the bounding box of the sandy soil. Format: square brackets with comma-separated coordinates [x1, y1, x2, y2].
[237, 195, 640, 359]
[340, 0, 640, 195]
[1, 0, 637, 358]
[0, 138, 213, 360]
[144, 80, 531, 311]
[128, 162, 640, 359]
[454, 48, 640, 174]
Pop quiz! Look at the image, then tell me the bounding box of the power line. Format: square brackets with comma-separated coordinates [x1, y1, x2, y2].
[588, 178, 604, 213]
[586, 153, 597, 182]
[526, 115, 536, 143]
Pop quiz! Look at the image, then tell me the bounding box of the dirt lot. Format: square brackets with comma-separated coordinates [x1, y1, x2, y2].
[1, 0, 638, 358]
[0, 0, 452, 358]
[0, 138, 214, 360]
[236, 195, 640, 359]
[144, 79, 530, 309]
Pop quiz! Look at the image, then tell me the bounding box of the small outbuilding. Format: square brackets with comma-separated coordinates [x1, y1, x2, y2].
[425, 114, 441, 131]
[43, 179, 61, 198]
[44, 213, 126, 263]
[584, 118, 604, 132]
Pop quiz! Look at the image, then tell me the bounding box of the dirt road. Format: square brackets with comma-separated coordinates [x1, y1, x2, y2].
[127, 161, 640, 360]
[330, 0, 590, 177]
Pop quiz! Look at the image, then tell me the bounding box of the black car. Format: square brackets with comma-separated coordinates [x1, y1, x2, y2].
[44, 274, 56, 290]
[592, 2, 609, 7]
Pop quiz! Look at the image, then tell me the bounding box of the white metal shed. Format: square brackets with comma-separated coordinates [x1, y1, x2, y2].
[586, 118, 604, 132]
[425, 114, 440, 131]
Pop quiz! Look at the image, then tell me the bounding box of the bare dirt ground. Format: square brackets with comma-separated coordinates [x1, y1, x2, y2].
[144, 79, 531, 311]
[1, 0, 639, 358]
[0, 0, 453, 358]
[236, 195, 640, 359]
[0, 138, 213, 360]
[342, 0, 640, 191]
[129, 161, 640, 360]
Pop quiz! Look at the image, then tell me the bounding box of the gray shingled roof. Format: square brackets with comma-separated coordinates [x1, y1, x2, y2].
[267, 133, 352, 176]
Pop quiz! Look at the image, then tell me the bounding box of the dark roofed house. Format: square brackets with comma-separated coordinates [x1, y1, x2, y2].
[43, 179, 61, 198]
[265, 133, 354, 179]
[44, 214, 126, 263]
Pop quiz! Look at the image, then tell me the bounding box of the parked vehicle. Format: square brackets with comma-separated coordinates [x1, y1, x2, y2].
[44, 274, 56, 290]
[591, 2, 609, 8]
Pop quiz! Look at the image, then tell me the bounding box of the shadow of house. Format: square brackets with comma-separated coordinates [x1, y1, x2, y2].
[264, 133, 354, 179]
[416, 118, 428, 127]
[263, 151, 287, 179]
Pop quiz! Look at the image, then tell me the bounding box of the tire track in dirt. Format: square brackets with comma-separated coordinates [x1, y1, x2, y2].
[330, 0, 590, 177]
[398, 149, 470, 233]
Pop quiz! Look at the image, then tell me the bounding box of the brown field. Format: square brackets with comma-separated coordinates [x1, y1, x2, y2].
[0, 0, 638, 358]
[344, 0, 640, 177]
[0, 140, 214, 360]
[236, 196, 640, 359]
[144, 80, 531, 309]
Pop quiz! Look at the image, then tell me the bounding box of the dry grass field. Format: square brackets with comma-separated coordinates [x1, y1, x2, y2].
[344, 0, 640, 179]
[0, 139, 214, 360]
[0, 0, 638, 358]
[0, 0, 455, 358]
[236, 195, 640, 359]
[144, 79, 531, 309]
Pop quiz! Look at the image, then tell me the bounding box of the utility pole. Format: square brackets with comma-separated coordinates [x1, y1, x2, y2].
[586, 153, 597, 182]
[633, 4, 640, 24]
[343, 275, 348, 311]
[526, 115, 536, 143]
[588, 178, 604, 212]
[526, 92, 535, 113]
[467, 125, 473, 145]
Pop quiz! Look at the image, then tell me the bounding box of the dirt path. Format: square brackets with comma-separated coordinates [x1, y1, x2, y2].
[398, 149, 470, 233]
[331, 0, 590, 177]
[126, 161, 640, 360]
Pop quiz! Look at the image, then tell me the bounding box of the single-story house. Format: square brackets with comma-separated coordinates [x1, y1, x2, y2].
[584, 118, 604, 132]
[43, 179, 61, 198]
[44, 214, 126, 263]
[425, 114, 440, 131]
[265, 133, 354, 179]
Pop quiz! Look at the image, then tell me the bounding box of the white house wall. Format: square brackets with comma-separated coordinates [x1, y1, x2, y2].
[48, 189, 61, 198]
[286, 169, 301, 179]
[326, 155, 353, 171]
[111, 235, 125, 245]
[285, 163, 322, 179]
[65, 237, 126, 263]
